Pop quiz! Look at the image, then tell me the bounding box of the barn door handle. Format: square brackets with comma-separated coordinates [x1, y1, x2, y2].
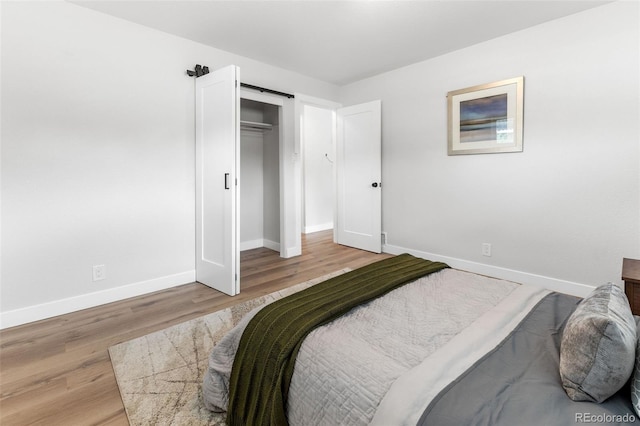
[225, 173, 230, 190]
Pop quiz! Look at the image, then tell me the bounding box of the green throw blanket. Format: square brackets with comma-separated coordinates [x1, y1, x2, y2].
[226, 254, 449, 426]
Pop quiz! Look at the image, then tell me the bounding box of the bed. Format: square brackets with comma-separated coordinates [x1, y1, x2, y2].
[202, 254, 640, 425]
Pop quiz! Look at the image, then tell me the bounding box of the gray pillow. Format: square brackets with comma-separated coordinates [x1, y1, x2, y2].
[559, 283, 636, 403]
[630, 318, 640, 417]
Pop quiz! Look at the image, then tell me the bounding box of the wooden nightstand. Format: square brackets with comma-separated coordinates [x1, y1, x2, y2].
[623, 258, 640, 315]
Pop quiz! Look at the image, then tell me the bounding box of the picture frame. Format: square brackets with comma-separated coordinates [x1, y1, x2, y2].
[447, 76, 524, 155]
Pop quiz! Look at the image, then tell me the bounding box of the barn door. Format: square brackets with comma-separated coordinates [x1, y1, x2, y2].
[195, 65, 240, 296]
[336, 100, 382, 253]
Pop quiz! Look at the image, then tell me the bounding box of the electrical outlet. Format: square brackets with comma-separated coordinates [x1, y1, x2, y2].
[92, 264, 106, 282]
[482, 243, 492, 257]
[381, 232, 388, 245]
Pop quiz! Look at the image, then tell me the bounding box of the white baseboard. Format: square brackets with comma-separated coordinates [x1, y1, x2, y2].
[304, 223, 333, 234]
[240, 239, 281, 252]
[240, 239, 265, 251]
[263, 239, 281, 252]
[383, 244, 594, 298]
[2, 246, 593, 329]
[0, 270, 196, 330]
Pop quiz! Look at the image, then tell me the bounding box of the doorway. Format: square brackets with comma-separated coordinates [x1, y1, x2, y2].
[240, 98, 281, 253]
[301, 104, 335, 234]
[297, 96, 382, 254]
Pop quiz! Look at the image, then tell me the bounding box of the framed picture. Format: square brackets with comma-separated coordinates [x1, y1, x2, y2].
[447, 76, 524, 155]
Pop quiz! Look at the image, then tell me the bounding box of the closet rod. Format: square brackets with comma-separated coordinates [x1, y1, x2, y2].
[240, 83, 295, 99]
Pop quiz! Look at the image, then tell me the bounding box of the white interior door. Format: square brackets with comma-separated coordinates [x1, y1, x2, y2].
[195, 65, 240, 296]
[336, 100, 382, 253]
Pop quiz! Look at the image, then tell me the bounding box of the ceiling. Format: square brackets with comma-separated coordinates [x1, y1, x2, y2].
[72, 1, 611, 86]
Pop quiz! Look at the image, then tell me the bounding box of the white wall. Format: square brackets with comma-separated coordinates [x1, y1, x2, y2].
[3, 1, 637, 328]
[240, 130, 265, 248]
[303, 105, 334, 233]
[0, 1, 339, 327]
[340, 1, 640, 295]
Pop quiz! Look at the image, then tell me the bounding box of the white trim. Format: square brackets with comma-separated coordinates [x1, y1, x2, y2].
[263, 239, 281, 252]
[383, 243, 594, 298]
[304, 222, 334, 234]
[283, 246, 302, 258]
[240, 239, 265, 251]
[0, 270, 195, 330]
[240, 239, 281, 252]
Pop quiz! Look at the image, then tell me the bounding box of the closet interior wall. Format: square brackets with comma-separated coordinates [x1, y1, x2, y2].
[240, 98, 281, 253]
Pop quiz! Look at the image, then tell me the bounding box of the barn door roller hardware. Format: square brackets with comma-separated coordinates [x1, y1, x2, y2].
[186, 64, 210, 77]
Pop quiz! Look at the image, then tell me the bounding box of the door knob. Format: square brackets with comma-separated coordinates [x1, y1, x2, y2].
[371, 182, 379, 188]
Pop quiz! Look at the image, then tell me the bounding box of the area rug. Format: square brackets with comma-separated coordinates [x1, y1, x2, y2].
[109, 269, 351, 426]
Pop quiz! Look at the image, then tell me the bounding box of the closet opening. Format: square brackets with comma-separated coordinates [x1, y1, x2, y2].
[240, 98, 281, 255]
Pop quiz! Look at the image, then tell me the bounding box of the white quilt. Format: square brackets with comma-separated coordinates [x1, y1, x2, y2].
[203, 268, 548, 425]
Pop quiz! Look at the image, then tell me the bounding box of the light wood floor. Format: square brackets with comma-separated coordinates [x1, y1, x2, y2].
[0, 231, 389, 425]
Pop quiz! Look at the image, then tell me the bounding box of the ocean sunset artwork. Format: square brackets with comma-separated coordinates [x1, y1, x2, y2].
[459, 94, 509, 143]
[447, 76, 522, 155]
